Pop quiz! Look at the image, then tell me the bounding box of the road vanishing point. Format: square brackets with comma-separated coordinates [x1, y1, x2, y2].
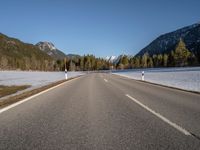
[0, 73, 200, 150]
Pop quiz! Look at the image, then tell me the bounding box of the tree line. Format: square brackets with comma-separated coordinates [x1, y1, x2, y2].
[58, 39, 198, 71]
[1, 37, 199, 71]
[116, 39, 199, 69]
[54, 55, 111, 71]
[0, 33, 111, 71]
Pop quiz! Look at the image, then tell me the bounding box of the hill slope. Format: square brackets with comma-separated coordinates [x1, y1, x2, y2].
[0, 33, 55, 70]
[136, 23, 200, 61]
[36, 42, 66, 60]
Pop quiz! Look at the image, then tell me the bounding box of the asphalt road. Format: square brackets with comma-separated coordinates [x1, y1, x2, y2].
[0, 73, 200, 150]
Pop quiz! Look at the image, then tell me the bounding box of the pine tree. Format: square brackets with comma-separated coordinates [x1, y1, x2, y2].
[135, 57, 140, 68]
[163, 54, 168, 67]
[148, 57, 154, 68]
[173, 39, 191, 66]
[121, 56, 129, 69]
[168, 51, 175, 67]
[69, 60, 76, 71]
[157, 54, 163, 67]
[80, 57, 84, 70]
[153, 55, 158, 67]
[142, 53, 148, 68]
[129, 57, 135, 68]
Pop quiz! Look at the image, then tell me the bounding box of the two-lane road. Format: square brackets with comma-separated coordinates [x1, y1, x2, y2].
[0, 73, 200, 149]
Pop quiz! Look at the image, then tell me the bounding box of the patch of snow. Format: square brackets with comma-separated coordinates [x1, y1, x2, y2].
[36, 41, 57, 51]
[113, 67, 200, 92]
[0, 71, 84, 89]
[105, 56, 110, 60]
[105, 56, 117, 63]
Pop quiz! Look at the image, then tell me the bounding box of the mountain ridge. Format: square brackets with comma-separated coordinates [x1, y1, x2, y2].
[136, 22, 200, 62]
[36, 41, 66, 60]
[0, 33, 55, 70]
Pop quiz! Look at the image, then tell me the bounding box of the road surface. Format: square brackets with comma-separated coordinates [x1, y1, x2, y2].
[0, 73, 200, 150]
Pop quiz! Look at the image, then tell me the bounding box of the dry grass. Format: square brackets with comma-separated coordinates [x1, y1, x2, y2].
[0, 77, 79, 108]
[0, 85, 30, 98]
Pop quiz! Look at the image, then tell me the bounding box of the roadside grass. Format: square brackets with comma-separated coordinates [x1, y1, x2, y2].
[0, 85, 30, 98]
[0, 76, 80, 108]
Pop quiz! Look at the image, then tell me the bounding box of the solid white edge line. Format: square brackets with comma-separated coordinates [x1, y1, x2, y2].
[112, 73, 134, 80]
[0, 77, 79, 114]
[125, 94, 191, 136]
[104, 79, 108, 82]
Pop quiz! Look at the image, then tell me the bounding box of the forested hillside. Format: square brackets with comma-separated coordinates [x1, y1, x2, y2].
[0, 33, 110, 71]
[36, 42, 66, 60]
[0, 33, 55, 71]
[136, 23, 200, 63]
[116, 39, 199, 69]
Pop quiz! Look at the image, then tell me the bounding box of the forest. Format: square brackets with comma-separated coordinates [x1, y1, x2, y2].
[0, 37, 199, 71]
[116, 39, 199, 70]
[61, 39, 199, 71]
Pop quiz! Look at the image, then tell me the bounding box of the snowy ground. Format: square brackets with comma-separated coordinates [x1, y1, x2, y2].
[113, 67, 200, 92]
[0, 71, 84, 96]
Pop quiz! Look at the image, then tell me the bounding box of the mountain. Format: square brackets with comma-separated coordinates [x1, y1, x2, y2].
[66, 54, 81, 59]
[105, 56, 110, 61]
[36, 42, 66, 60]
[136, 22, 200, 61]
[106, 55, 133, 65]
[0, 33, 55, 71]
[113, 55, 124, 65]
[105, 56, 117, 63]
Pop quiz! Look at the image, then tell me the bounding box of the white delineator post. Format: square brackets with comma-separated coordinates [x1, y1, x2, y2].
[65, 69, 68, 80]
[64, 58, 68, 80]
[142, 71, 144, 81]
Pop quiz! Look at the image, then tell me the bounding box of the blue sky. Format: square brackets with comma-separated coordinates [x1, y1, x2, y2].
[0, 0, 200, 57]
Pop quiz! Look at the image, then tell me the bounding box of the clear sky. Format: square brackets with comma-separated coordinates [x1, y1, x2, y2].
[0, 0, 200, 57]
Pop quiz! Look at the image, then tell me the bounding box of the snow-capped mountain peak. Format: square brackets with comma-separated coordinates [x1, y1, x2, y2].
[36, 41, 66, 60]
[105, 56, 117, 62]
[36, 41, 57, 51]
[105, 56, 110, 60]
[110, 56, 117, 61]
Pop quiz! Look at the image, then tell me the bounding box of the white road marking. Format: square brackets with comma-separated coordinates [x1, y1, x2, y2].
[113, 73, 134, 79]
[104, 79, 108, 82]
[125, 94, 191, 136]
[0, 77, 79, 114]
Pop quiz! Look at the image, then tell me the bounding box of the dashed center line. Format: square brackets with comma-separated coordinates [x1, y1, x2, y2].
[125, 94, 191, 136]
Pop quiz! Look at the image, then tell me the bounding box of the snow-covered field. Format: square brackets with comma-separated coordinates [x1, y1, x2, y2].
[0, 71, 84, 89]
[113, 67, 200, 92]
